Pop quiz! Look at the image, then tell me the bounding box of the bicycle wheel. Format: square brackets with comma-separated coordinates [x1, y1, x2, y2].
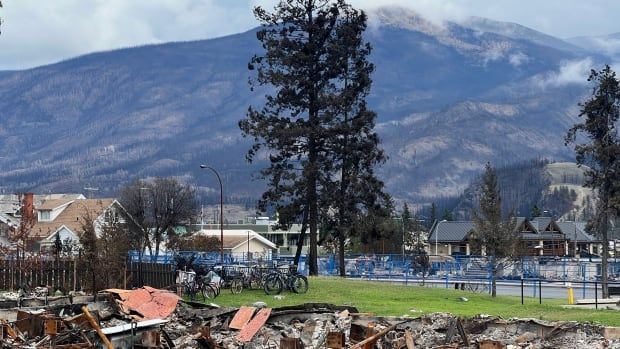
[184, 284, 196, 301]
[291, 275, 308, 294]
[202, 284, 217, 299]
[249, 276, 262, 290]
[263, 274, 283, 295]
[211, 282, 221, 296]
[230, 278, 243, 294]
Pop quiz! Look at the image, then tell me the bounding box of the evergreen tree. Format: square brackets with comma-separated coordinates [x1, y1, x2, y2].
[402, 203, 412, 241]
[78, 210, 100, 294]
[442, 208, 454, 221]
[54, 232, 63, 259]
[429, 202, 438, 227]
[530, 205, 542, 218]
[326, 4, 388, 276]
[565, 65, 620, 298]
[241, 0, 387, 275]
[471, 163, 520, 297]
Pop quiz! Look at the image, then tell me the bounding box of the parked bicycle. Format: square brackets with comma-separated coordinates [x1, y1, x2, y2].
[242, 265, 269, 290]
[215, 265, 245, 294]
[179, 270, 220, 301]
[263, 265, 308, 295]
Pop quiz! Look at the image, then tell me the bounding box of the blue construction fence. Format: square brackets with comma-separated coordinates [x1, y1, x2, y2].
[127, 251, 620, 281]
[127, 250, 308, 273]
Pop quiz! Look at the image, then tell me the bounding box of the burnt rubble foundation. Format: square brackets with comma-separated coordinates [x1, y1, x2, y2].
[0, 290, 619, 348]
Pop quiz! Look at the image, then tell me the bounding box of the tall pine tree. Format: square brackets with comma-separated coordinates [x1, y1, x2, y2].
[241, 0, 387, 275]
[566, 65, 620, 298]
[471, 163, 520, 297]
[325, 5, 388, 276]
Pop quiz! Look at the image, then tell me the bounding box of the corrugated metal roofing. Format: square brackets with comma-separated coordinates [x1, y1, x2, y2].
[557, 222, 597, 242]
[429, 219, 599, 243]
[428, 221, 474, 242]
[530, 217, 552, 232]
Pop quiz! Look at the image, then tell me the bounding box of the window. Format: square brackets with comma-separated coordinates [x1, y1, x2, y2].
[40, 211, 51, 221]
[104, 210, 119, 223]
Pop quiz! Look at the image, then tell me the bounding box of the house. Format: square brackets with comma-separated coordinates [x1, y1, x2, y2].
[198, 220, 315, 256]
[428, 217, 601, 257]
[0, 193, 87, 245]
[20, 195, 142, 253]
[196, 229, 277, 259]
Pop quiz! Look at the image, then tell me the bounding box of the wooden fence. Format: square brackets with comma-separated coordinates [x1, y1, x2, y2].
[0, 258, 84, 292]
[126, 261, 176, 289]
[0, 258, 176, 292]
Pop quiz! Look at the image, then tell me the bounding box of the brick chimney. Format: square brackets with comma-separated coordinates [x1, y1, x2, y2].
[21, 192, 34, 221]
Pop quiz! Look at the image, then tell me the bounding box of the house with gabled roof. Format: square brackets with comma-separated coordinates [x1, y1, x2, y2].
[31, 198, 141, 252]
[197, 229, 277, 258]
[428, 217, 601, 257]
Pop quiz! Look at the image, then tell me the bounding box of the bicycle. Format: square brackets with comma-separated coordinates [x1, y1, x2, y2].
[180, 270, 220, 301]
[216, 265, 245, 294]
[242, 266, 268, 290]
[263, 265, 308, 295]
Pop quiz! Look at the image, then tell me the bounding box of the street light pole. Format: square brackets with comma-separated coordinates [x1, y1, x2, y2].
[200, 165, 224, 264]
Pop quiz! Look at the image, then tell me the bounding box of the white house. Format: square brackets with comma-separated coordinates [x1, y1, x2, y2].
[196, 229, 277, 259]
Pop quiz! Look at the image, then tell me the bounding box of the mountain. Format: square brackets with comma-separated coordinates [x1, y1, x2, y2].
[567, 32, 620, 58]
[461, 16, 583, 53]
[448, 160, 594, 221]
[0, 7, 602, 205]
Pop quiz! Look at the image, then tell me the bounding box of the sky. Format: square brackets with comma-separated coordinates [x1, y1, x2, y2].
[1, 0, 619, 70]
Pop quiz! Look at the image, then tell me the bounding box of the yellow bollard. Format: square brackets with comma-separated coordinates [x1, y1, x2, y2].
[567, 282, 574, 305]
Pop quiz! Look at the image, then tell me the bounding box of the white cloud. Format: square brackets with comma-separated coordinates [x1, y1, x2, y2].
[533, 58, 594, 88]
[508, 52, 529, 67]
[0, 0, 257, 70]
[591, 37, 620, 57]
[1, 0, 620, 70]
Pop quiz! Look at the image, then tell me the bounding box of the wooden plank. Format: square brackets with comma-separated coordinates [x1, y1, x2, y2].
[82, 306, 114, 349]
[229, 306, 256, 330]
[280, 337, 304, 349]
[236, 308, 272, 342]
[405, 329, 415, 349]
[456, 317, 469, 346]
[364, 323, 376, 349]
[350, 324, 397, 349]
[326, 332, 345, 348]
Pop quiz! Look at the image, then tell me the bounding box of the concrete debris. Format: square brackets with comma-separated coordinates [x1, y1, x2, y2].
[253, 301, 268, 308]
[0, 289, 618, 349]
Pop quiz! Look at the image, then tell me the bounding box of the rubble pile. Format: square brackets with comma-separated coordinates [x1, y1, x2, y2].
[0, 288, 619, 348]
[165, 304, 620, 349]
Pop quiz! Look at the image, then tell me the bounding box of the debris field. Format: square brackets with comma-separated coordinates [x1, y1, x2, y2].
[0, 287, 619, 348]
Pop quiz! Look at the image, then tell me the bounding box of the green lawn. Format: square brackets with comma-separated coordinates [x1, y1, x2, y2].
[206, 276, 620, 326]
